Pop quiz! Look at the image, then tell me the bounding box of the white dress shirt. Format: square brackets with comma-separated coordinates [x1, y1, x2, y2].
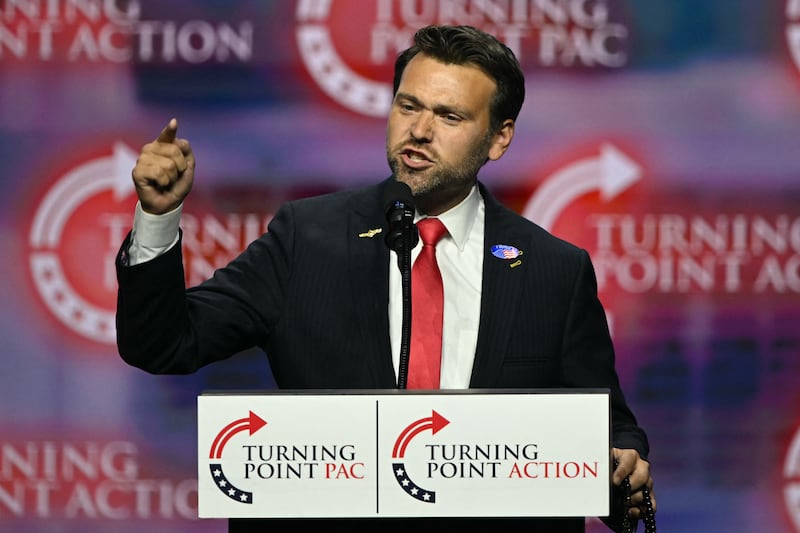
[389, 185, 484, 389]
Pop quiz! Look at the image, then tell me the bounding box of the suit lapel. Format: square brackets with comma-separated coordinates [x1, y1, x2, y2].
[346, 181, 397, 387]
[470, 186, 527, 388]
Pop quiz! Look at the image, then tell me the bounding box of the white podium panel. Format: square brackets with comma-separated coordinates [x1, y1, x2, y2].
[197, 389, 611, 519]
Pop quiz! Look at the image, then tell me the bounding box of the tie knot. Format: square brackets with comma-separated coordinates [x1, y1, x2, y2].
[417, 218, 447, 246]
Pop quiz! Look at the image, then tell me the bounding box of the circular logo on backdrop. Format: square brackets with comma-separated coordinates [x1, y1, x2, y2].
[787, 0, 800, 75]
[294, 0, 399, 117]
[294, 0, 630, 117]
[785, 424, 800, 531]
[26, 143, 274, 346]
[27, 144, 138, 345]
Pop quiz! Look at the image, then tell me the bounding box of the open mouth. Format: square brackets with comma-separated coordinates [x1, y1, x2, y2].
[401, 148, 433, 169]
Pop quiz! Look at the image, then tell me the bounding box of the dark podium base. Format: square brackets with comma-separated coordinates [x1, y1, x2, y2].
[229, 517, 586, 532]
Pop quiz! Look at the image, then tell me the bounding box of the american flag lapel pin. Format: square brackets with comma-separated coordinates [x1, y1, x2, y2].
[490, 244, 523, 268]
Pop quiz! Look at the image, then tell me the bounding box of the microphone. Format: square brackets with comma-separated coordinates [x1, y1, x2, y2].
[383, 180, 418, 252]
[383, 179, 417, 389]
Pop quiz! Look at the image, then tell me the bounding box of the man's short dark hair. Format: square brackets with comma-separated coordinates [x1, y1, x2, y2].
[393, 25, 526, 132]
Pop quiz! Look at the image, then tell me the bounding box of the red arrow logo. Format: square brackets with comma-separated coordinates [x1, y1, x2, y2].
[209, 411, 267, 459]
[392, 410, 450, 458]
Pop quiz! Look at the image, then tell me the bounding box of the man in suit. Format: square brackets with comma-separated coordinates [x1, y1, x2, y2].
[116, 24, 655, 532]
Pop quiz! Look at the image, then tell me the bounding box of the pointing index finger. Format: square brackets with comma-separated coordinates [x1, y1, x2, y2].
[156, 118, 178, 143]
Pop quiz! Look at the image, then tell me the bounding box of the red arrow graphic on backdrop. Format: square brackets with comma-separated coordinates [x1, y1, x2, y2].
[522, 143, 641, 232]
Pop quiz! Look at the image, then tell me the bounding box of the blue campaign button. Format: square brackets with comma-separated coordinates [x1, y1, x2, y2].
[491, 244, 521, 260]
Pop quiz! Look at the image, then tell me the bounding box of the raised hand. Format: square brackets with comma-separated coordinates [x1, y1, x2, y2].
[131, 118, 195, 215]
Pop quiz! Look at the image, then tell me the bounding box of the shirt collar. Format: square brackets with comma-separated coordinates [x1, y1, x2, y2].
[415, 184, 481, 252]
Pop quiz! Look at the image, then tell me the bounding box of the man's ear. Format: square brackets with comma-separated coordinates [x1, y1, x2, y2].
[487, 119, 515, 161]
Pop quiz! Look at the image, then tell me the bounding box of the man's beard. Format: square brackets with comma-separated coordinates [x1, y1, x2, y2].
[386, 132, 493, 197]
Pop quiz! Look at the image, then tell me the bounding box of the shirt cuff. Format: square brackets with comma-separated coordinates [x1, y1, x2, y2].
[128, 202, 182, 265]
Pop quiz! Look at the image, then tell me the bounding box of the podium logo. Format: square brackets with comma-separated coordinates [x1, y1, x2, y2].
[391, 409, 450, 503]
[208, 411, 268, 504]
[206, 410, 366, 506]
[388, 409, 601, 508]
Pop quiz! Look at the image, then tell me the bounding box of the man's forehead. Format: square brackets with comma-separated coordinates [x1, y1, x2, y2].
[399, 54, 497, 97]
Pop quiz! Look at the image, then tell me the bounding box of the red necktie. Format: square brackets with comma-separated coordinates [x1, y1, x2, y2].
[409, 217, 447, 389]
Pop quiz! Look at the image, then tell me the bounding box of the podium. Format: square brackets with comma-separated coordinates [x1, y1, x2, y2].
[197, 389, 611, 520]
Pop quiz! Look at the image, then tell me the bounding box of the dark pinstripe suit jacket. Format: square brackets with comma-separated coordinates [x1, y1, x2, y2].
[116, 177, 648, 531]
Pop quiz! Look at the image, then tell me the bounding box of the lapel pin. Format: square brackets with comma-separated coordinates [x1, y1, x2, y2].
[359, 228, 383, 238]
[491, 244, 522, 259]
[491, 244, 523, 268]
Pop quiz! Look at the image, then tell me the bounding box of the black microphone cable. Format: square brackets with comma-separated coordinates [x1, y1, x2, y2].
[382, 180, 418, 389]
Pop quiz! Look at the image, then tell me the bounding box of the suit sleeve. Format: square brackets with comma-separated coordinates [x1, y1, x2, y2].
[115, 203, 295, 374]
[561, 249, 650, 459]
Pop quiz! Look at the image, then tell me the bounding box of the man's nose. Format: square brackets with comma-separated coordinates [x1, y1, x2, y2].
[410, 112, 434, 141]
